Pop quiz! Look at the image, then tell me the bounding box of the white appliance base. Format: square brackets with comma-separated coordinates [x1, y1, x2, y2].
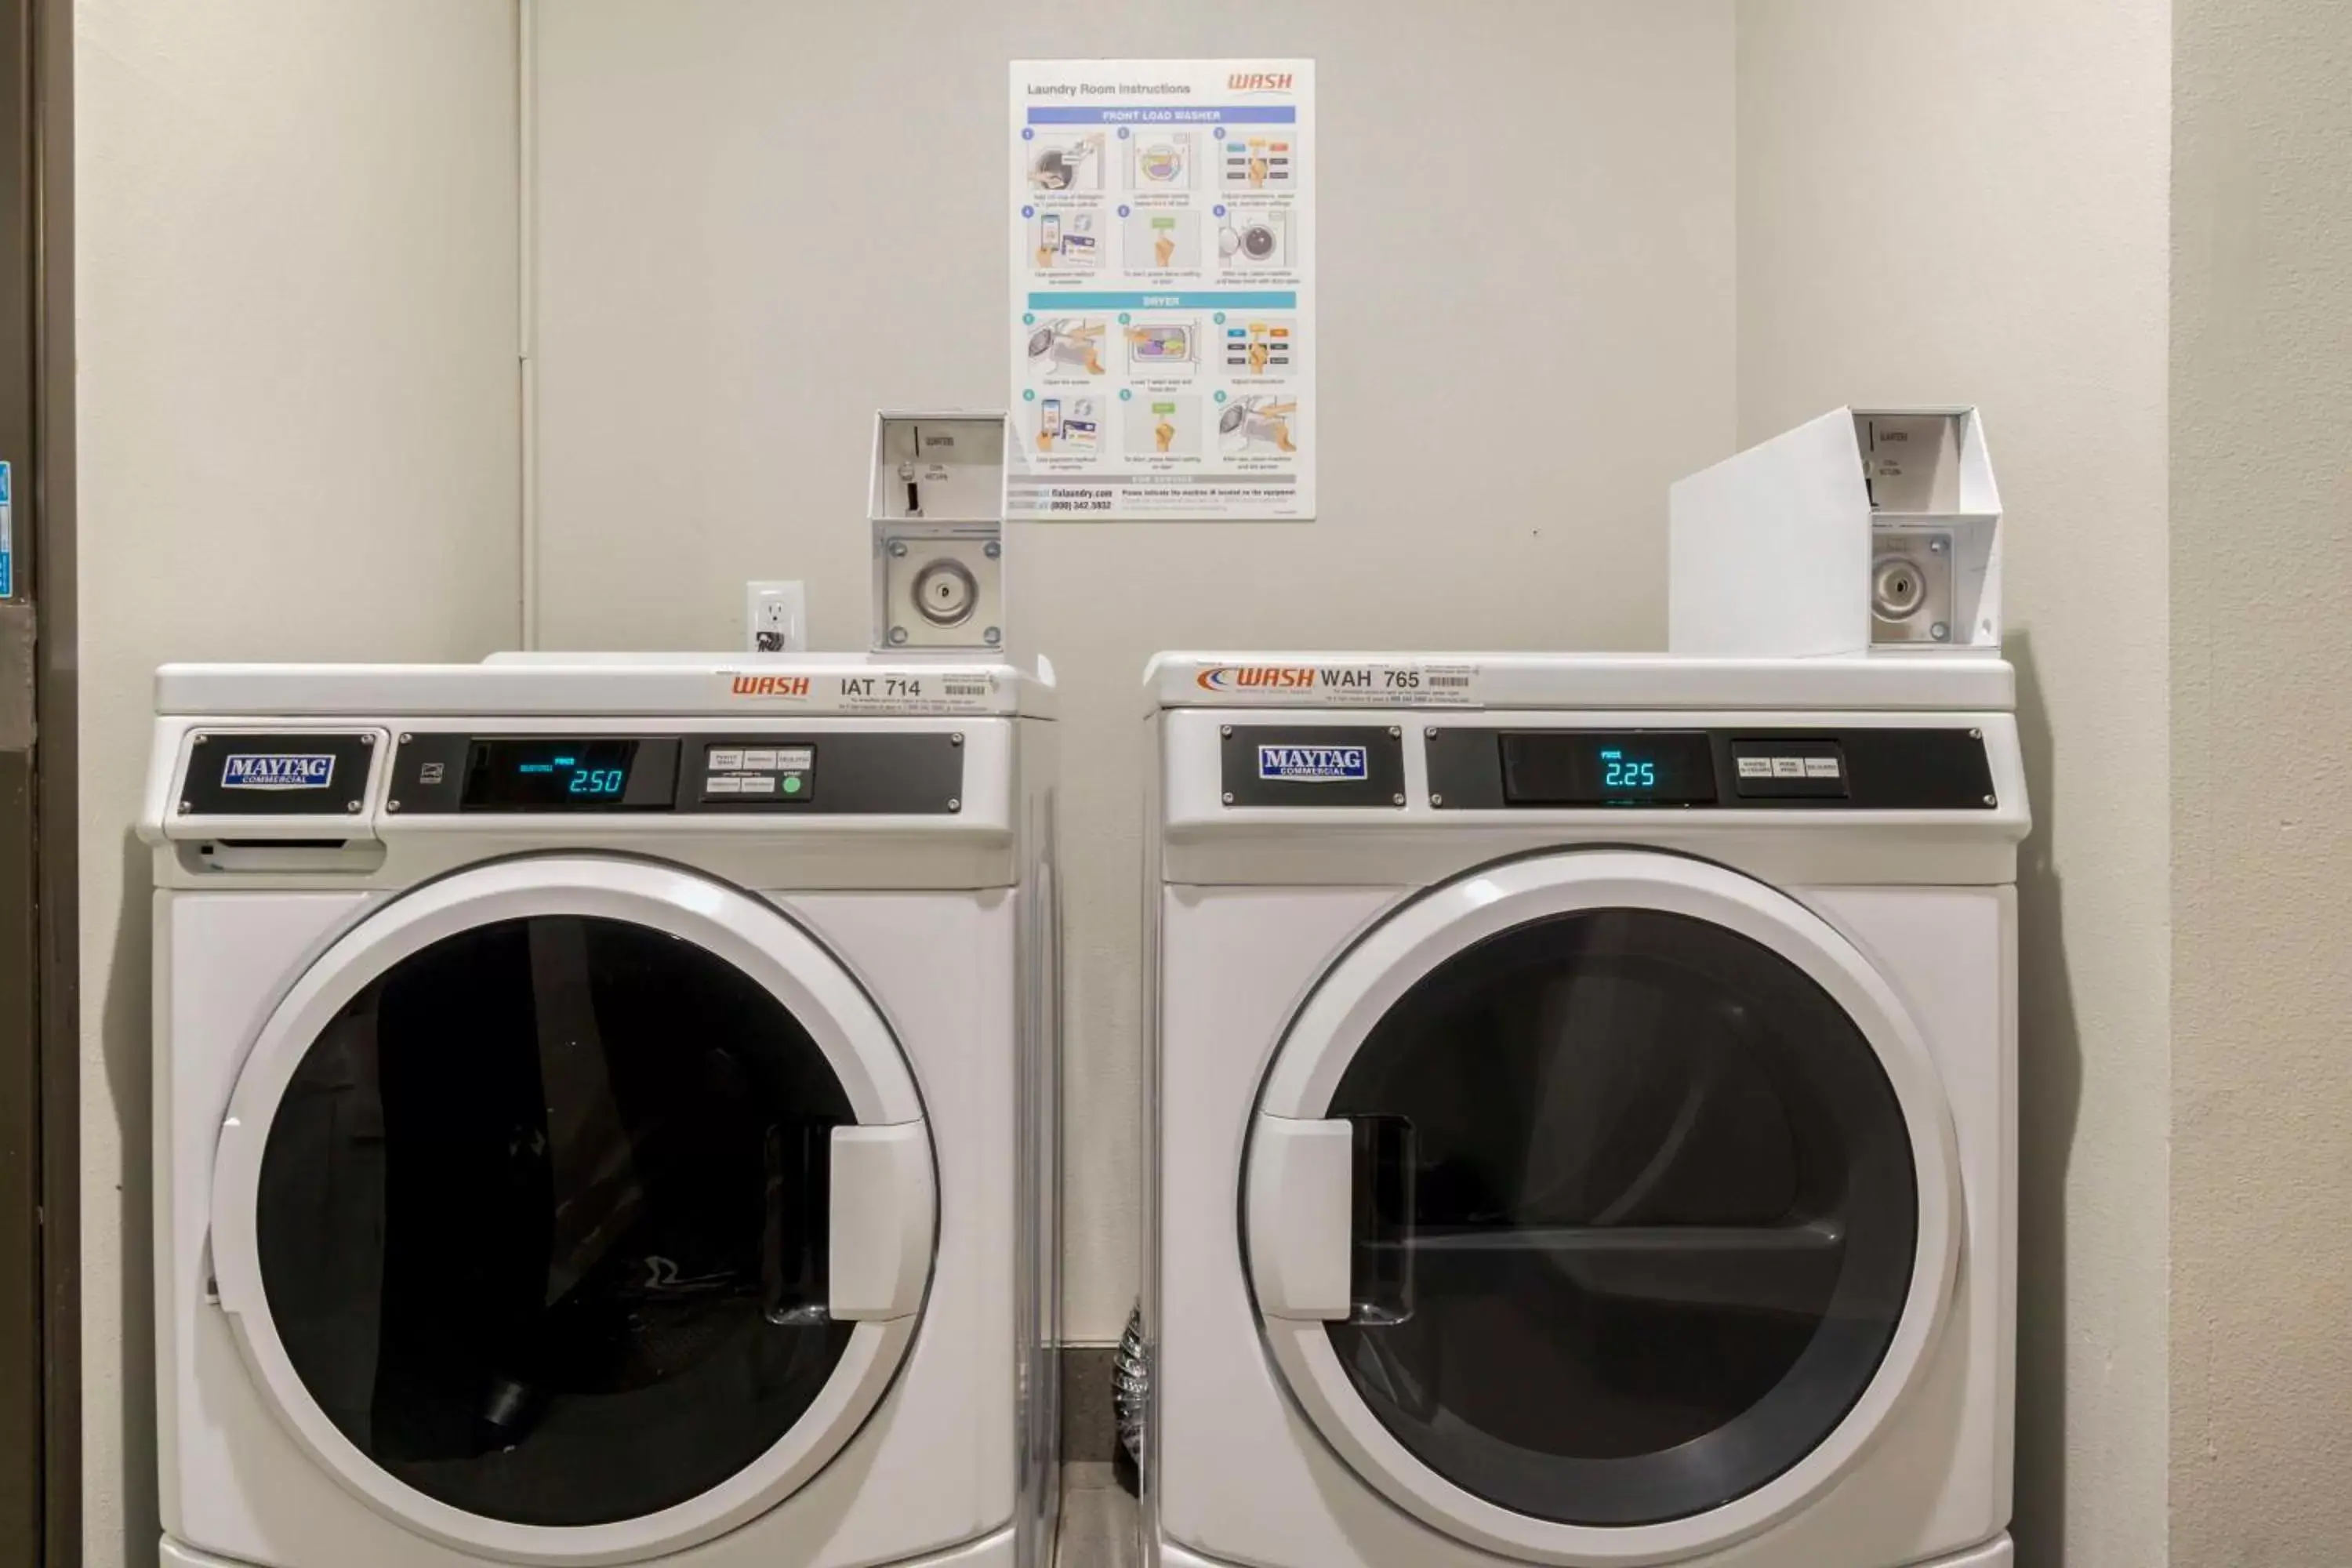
[1155, 1530, 2013, 1568]
[163, 1524, 1020, 1568]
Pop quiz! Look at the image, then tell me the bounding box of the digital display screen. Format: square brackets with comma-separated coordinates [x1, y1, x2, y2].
[463, 739, 662, 811]
[1500, 731, 1718, 807]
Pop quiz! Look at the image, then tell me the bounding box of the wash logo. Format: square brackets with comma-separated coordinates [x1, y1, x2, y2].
[1258, 744, 1368, 782]
[730, 674, 812, 699]
[1227, 71, 1296, 93]
[221, 753, 335, 791]
[1200, 664, 1315, 692]
[1196, 664, 1377, 694]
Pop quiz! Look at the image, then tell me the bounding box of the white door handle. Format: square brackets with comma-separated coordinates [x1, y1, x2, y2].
[209, 1115, 263, 1316]
[829, 1123, 935, 1322]
[1249, 1117, 1354, 1321]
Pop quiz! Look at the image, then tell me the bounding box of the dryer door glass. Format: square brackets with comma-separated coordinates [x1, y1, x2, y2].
[1323, 909, 1917, 1527]
[251, 913, 857, 1527]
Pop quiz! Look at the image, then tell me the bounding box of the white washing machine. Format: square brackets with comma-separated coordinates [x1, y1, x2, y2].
[143, 656, 1060, 1568]
[1141, 653, 2025, 1568]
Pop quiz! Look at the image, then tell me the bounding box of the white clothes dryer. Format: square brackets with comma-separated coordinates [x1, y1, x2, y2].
[1141, 654, 2024, 1568]
[145, 656, 1060, 1568]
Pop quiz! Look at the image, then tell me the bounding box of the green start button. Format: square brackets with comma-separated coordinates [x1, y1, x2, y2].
[782, 775, 804, 796]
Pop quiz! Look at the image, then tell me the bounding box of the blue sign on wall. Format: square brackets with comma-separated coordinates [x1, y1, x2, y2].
[0, 460, 13, 598]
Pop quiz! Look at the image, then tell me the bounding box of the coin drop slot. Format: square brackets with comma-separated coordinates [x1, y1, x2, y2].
[1874, 557, 1926, 620]
[914, 559, 978, 627]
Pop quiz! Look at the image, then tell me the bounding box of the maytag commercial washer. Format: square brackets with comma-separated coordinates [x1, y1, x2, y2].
[1142, 652, 2023, 1568]
[147, 655, 1058, 1568]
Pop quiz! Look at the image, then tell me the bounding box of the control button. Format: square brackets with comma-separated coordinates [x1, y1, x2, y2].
[739, 775, 777, 795]
[708, 749, 744, 771]
[741, 749, 778, 771]
[705, 776, 742, 796]
[781, 775, 807, 797]
[1730, 740, 1850, 800]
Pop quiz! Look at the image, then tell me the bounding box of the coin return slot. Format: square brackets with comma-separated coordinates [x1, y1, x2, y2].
[180, 839, 388, 876]
[1856, 412, 1965, 513]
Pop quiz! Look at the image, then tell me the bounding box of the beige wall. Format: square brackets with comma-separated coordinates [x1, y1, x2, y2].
[1734, 5, 2172, 1565]
[530, 0, 1739, 1344]
[2170, 2, 2352, 1561]
[92, 5, 2352, 1564]
[72, 2, 522, 1563]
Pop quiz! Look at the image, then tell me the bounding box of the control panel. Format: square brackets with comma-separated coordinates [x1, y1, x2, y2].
[1425, 728, 1996, 811]
[381, 731, 965, 816]
[701, 744, 815, 803]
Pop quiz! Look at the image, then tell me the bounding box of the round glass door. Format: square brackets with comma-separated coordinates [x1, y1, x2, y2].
[256, 912, 854, 1528]
[209, 858, 935, 1563]
[1327, 909, 1915, 1527]
[1245, 852, 1958, 1565]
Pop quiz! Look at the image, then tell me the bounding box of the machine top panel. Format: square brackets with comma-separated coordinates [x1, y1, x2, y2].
[156, 653, 1057, 719]
[1144, 652, 2013, 714]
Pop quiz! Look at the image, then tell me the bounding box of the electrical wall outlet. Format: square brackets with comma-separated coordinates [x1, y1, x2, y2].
[745, 580, 808, 653]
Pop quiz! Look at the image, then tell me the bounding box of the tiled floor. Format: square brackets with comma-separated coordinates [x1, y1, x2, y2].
[1056, 1464, 1138, 1568]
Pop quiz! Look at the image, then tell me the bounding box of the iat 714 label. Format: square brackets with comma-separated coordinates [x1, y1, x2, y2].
[833, 673, 1000, 713]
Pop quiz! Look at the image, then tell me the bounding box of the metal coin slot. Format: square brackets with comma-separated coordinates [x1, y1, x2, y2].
[913, 559, 978, 627]
[1870, 532, 1955, 644]
[1873, 555, 1927, 621]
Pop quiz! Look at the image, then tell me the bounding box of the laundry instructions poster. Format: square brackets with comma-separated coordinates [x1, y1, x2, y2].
[1010, 59, 1316, 521]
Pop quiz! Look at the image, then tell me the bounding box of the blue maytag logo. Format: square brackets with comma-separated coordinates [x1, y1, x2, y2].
[1258, 744, 1370, 782]
[222, 753, 336, 791]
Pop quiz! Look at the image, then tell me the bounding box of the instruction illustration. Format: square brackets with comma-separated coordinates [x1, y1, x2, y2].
[1010, 59, 1316, 521]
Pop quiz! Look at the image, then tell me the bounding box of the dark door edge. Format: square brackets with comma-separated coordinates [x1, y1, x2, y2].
[33, 0, 77, 1560]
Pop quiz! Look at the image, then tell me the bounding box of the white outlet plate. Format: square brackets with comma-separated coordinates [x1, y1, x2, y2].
[745, 580, 808, 653]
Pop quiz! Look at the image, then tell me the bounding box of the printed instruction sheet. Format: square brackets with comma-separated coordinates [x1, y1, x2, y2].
[1010, 59, 1315, 521]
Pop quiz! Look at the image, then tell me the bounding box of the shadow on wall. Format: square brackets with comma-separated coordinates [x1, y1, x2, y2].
[2005, 631, 2083, 1568]
[104, 830, 160, 1567]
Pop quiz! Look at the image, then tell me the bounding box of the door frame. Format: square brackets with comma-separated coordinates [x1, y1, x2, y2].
[1242, 851, 1962, 1567]
[0, 0, 76, 1562]
[198, 857, 935, 1563]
